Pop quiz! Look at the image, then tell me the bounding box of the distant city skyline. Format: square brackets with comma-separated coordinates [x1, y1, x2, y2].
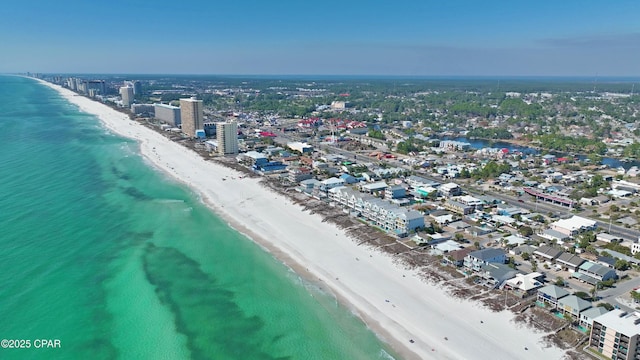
[3, 0, 639, 76]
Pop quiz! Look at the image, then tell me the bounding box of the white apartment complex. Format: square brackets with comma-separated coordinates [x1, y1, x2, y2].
[119, 86, 134, 108]
[154, 103, 181, 126]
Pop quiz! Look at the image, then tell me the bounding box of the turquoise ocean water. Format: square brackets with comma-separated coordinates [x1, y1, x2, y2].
[0, 76, 396, 360]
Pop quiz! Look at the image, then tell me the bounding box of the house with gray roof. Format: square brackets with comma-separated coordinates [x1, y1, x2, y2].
[572, 261, 617, 285]
[596, 233, 623, 243]
[557, 295, 592, 319]
[405, 175, 440, 189]
[319, 177, 345, 191]
[596, 256, 616, 268]
[298, 178, 321, 194]
[537, 284, 570, 309]
[556, 253, 586, 272]
[579, 306, 610, 329]
[510, 244, 537, 256]
[444, 247, 474, 267]
[533, 244, 564, 262]
[478, 263, 520, 288]
[597, 249, 640, 266]
[464, 248, 506, 272]
[539, 228, 571, 243]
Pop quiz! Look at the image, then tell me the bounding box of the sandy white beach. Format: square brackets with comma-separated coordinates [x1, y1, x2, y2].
[39, 79, 567, 360]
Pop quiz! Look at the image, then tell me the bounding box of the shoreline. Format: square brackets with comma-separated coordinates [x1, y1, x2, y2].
[36, 78, 566, 360]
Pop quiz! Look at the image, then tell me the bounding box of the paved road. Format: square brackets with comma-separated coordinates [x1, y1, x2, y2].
[599, 273, 640, 300]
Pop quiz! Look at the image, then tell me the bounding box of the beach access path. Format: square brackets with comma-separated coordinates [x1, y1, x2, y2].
[38, 79, 566, 360]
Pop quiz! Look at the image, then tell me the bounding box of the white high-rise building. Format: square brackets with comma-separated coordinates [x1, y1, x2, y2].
[589, 309, 640, 360]
[119, 86, 134, 108]
[179, 97, 203, 137]
[154, 103, 181, 127]
[216, 121, 238, 155]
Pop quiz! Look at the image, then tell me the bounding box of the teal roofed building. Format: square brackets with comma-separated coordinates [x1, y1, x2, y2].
[537, 284, 569, 309]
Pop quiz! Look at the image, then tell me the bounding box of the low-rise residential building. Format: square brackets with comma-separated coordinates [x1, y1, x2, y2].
[504, 272, 544, 296]
[597, 233, 623, 243]
[385, 185, 406, 199]
[455, 195, 484, 210]
[253, 161, 287, 174]
[510, 244, 537, 256]
[550, 215, 597, 237]
[589, 309, 640, 360]
[287, 141, 313, 154]
[430, 210, 455, 225]
[288, 168, 313, 183]
[464, 248, 507, 272]
[360, 181, 388, 194]
[440, 182, 462, 197]
[502, 234, 528, 246]
[579, 307, 610, 329]
[444, 200, 474, 215]
[573, 261, 618, 285]
[478, 263, 520, 288]
[339, 173, 359, 184]
[414, 186, 438, 199]
[444, 247, 474, 267]
[328, 186, 424, 236]
[237, 151, 268, 166]
[429, 239, 461, 254]
[557, 295, 592, 319]
[537, 284, 570, 309]
[395, 210, 425, 236]
[533, 245, 564, 262]
[466, 225, 495, 237]
[556, 253, 586, 272]
[320, 177, 345, 191]
[405, 175, 439, 189]
[539, 228, 571, 243]
[298, 179, 321, 194]
[447, 220, 471, 231]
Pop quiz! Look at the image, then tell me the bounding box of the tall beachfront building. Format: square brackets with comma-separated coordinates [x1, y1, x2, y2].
[179, 97, 203, 138]
[154, 103, 181, 127]
[216, 121, 238, 155]
[589, 309, 640, 360]
[119, 86, 134, 108]
[132, 81, 142, 95]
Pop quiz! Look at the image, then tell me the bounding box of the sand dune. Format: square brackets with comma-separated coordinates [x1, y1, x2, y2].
[39, 79, 566, 360]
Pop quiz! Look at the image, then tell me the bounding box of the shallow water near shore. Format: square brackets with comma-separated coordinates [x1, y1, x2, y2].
[0, 76, 396, 360]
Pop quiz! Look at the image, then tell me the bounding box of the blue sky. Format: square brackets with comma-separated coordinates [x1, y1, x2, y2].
[1, 0, 639, 76]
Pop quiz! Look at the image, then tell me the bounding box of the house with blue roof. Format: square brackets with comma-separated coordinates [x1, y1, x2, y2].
[339, 173, 359, 184]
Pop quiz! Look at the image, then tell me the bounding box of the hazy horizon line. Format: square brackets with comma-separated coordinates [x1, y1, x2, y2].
[11, 73, 640, 82]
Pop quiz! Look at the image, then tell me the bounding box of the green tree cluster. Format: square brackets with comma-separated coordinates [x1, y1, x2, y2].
[536, 134, 606, 154]
[466, 127, 513, 139]
[367, 129, 385, 140]
[472, 161, 512, 179]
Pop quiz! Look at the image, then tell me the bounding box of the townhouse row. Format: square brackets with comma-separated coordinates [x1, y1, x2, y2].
[328, 186, 425, 236]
